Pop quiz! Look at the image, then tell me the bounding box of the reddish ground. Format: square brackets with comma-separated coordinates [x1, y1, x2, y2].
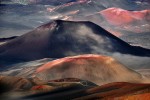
[100, 7, 150, 26]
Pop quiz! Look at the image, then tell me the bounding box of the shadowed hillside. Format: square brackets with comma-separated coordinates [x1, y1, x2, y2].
[23, 82, 150, 100]
[0, 20, 150, 63]
[0, 75, 149, 100]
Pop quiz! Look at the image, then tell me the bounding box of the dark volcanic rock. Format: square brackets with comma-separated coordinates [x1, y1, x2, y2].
[0, 20, 150, 63]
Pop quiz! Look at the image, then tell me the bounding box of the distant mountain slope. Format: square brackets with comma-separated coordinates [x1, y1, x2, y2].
[1, 0, 150, 9]
[0, 20, 150, 62]
[1, 0, 150, 38]
[121, 32, 150, 49]
[0, 0, 78, 5]
[68, 8, 150, 34]
[48, 0, 150, 13]
[100, 8, 150, 33]
[67, 8, 150, 49]
[101, 8, 150, 26]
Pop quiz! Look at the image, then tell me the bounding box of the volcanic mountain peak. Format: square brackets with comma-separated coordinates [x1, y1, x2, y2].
[37, 20, 57, 30]
[34, 54, 149, 85]
[0, 20, 150, 63]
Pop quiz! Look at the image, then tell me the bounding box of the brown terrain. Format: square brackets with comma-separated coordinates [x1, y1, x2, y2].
[0, 76, 150, 100]
[73, 82, 150, 100]
[0, 1, 150, 100]
[35, 54, 149, 85]
[0, 55, 149, 99]
[24, 82, 150, 100]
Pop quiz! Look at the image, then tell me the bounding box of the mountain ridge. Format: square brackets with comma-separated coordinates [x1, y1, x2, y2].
[0, 20, 150, 63]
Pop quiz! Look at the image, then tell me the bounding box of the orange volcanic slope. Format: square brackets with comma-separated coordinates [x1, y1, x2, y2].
[23, 82, 150, 100]
[115, 93, 150, 100]
[100, 7, 150, 26]
[1, 76, 150, 100]
[35, 54, 148, 85]
[74, 82, 150, 100]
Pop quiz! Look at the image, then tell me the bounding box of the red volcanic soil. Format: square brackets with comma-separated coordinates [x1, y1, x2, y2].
[31, 85, 54, 92]
[100, 7, 150, 26]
